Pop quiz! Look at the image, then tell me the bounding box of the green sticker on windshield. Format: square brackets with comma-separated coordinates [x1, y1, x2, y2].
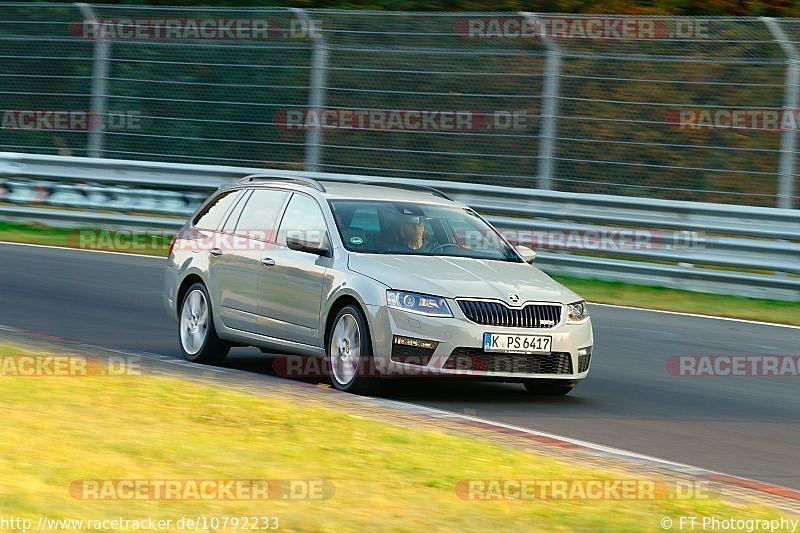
[350, 236, 364, 245]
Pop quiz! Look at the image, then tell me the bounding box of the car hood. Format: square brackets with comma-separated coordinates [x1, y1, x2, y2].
[348, 254, 580, 304]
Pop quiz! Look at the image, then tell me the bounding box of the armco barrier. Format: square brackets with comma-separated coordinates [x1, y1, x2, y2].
[0, 152, 798, 301]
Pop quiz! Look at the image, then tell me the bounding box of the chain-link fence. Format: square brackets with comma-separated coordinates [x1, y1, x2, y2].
[0, 4, 798, 208]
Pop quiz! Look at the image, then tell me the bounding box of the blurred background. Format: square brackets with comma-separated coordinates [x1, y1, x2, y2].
[1, 4, 799, 205]
[0, 2, 797, 302]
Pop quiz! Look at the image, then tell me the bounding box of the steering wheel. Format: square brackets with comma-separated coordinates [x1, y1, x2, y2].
[430, 243, 462, 254]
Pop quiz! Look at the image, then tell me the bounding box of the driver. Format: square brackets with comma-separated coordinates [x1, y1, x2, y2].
[392, 214, 433, 253]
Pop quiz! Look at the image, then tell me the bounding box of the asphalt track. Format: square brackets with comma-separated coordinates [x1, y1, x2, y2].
[1, 242, 798, 489]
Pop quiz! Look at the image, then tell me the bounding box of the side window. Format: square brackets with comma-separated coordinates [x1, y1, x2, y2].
[221, 189, 251, 234]
[235, 189, 289, 241]
[447, 210, 494, 250]
[193, 190, 241, 230]
[278, 193, 328, 246]
[446, 216, 472, 247]
[349, 207, 380, 233]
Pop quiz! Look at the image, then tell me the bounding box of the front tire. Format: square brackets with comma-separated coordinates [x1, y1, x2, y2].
[327, 304, 380, 394]
[178, 282, 230, 364]
[523, 379, 575, 396]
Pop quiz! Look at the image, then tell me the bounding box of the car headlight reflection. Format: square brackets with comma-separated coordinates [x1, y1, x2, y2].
[387, 290, 452, 317]
[567, 300, 589, 323]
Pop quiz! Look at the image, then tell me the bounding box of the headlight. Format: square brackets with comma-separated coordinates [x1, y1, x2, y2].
[386, 290, 452, 317]
[567, 300, 589, 322]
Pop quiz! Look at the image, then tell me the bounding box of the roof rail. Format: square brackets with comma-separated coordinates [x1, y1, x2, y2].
[357, 181, 454, 201]
[239, 174, 326, 192]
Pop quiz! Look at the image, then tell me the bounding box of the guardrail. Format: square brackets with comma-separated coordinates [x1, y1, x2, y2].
[1, 152, 798, 301]
[4, 7, 800, 208]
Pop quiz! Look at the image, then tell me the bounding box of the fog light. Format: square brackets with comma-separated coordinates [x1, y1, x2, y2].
[393, 336, 438, 350]
[577, 346, 593, 373]
[391, 336, 438, 366]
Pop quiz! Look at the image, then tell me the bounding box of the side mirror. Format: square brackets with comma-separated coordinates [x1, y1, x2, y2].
[286, 233, 331, 256]
[515, 245, 536, 264]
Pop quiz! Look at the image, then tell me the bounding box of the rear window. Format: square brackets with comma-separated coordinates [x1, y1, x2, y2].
[234, 189, 289, 241]
[193, 190, 241, 230]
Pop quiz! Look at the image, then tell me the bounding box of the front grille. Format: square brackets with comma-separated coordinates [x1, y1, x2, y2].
[457, 300, 562, 329]
[445, 348, 573, 374]
[391, 343, 435, 366]
[578, 352, 591, 373]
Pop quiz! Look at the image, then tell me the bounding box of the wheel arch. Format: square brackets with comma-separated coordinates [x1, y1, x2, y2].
[324, 294, 364, 349]
[176, 273, 205, 319]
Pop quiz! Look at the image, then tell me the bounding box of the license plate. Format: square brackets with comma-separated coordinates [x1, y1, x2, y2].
[483, 333, 551, 354]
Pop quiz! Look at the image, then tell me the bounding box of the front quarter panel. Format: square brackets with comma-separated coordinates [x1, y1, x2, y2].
[321, 254, 389, 348]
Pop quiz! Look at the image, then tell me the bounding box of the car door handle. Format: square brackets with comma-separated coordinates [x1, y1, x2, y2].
[209, 248, 223, 256]
[261, 257, 276, 267]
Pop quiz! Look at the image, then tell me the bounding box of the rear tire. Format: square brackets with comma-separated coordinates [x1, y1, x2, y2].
[327, 304, 380, 395]
[523, 379, 575, 396]
[178, 282, 230, 365]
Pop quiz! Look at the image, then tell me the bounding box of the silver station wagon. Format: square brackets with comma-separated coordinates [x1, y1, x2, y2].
[164, 176, 593, 395]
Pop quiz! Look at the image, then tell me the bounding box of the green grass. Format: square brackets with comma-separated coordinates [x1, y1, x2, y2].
[0, 342, 787, 532]
[0, 220, 172, 256]
[0, 219, 78, 248]
[554, 275, 800, 326]
[1, 220, 798, 326]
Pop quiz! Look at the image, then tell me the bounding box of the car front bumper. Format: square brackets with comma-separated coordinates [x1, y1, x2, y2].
[364, 302, 594, 381]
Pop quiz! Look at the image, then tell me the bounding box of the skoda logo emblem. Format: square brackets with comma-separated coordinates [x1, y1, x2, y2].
[508, 293, 520, 304]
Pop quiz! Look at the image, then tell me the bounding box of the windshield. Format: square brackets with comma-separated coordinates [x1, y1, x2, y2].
[329, 199, 520, 262]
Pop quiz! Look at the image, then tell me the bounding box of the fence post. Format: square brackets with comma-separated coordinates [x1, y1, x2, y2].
[763, 17, 798, 209]
[292, 8, 328, 173]
[521, 12, 561, 191]
[76, 3, 109, 159]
